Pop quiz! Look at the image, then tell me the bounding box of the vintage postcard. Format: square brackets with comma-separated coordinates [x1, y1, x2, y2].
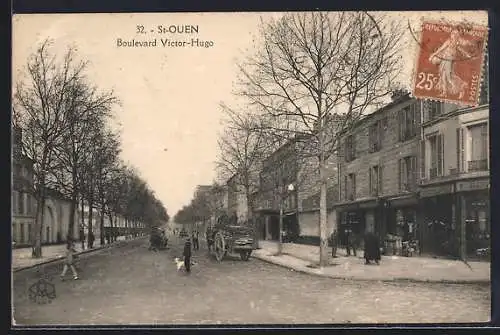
[11, 11, 490, 326]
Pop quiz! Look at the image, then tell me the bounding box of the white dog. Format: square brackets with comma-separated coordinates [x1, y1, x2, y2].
[174, 257, 185, 271]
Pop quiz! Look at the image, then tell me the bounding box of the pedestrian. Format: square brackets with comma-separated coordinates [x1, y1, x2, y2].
[192, 231, 199, 251]
[88, 231, 95, 249]
[330, 229, 338, 258]
[345, 228, 357, 257]
[183, 238, 192, 273]
[206, 227, 214, 252]
[60, 239, 79, 281]
[364, 232, 381, 265]
[79, 228, 85, 250]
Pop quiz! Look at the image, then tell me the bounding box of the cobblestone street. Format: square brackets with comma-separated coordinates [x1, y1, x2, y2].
[12, 237, 490, 325]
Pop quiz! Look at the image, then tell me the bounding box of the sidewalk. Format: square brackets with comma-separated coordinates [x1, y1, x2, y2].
[12, 235, 141, 271]
[253, 240, 490, 283]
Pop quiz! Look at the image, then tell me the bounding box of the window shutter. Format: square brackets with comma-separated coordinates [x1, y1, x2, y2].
[398, 158, 402, 191]
[419, 139, 426, 179]
[368, 167, 372, 194]
[398, 111, 403, 142]
[460, 128, 465, 172]
[378, 165, 383, 194]
[456, 128, 461, 173]
[437, 134, 444, 175]
[411, 156, 417, 188]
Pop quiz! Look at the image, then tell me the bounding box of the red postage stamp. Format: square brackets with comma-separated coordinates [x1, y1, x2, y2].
[412, 21, 488, 106]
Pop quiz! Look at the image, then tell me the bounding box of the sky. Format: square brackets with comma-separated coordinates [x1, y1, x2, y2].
[12, 11, 487, 216]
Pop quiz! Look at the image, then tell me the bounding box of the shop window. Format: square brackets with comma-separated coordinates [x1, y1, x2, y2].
[344, 135, 356, 162]
[467, 123, 488, 172]
[428, 134, 444, 178]
[369, 120, 383, 153]
[398, 103, 418, 141]
[399, 156, 417, 191]
[369, 165, 382, 196]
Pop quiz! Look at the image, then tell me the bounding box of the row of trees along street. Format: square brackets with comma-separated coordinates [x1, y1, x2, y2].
[13, 39, 169, 258]
[215, 12, 404, 267]
[173, 183, 227, 232]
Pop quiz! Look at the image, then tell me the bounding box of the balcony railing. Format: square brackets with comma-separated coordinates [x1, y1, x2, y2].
[401, 182, 416, 192]
[468, 159, 488, 172]
[449, 168, 458, 175]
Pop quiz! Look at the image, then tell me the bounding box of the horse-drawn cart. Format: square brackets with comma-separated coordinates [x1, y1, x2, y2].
[210, 216, 255, 262]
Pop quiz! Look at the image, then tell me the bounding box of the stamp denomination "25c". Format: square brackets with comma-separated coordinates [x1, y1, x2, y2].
[412, 20, 488, 106]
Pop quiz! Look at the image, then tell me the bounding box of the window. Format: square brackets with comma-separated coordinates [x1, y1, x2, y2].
[26, 193, 32, 215]
[427, 101, 444, 121]
[369, 121, 383, 153]
[27, 223, 32, 243]
[20, 223, 25, 244]
[399, 103, 419, 141]
[369, 165, 382, 196]
[429, 134, 444, 178]
[468, 123, 488, 171]
[399, 156, 417, 191]
[18, 192, 24, 215]
[344, 135, 356, 162]
[345, 173, 356, 200]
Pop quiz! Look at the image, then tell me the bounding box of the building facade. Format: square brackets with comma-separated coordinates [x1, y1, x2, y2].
[255, 139, 299, 241]
[419, 102, 489, 259]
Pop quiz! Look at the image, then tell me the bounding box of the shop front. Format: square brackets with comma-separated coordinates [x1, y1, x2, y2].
[380, 195, 420, 255]
[456, 179, 490, 259]
[336, 199, 378, 248]
[419, 182, 458, 257]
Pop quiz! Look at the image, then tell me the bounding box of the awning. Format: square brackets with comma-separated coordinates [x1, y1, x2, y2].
[386, 194, 418, 208]
[334, 198, 379, 212]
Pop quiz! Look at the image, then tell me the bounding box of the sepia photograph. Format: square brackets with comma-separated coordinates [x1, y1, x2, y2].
[11, 11, 490, 325]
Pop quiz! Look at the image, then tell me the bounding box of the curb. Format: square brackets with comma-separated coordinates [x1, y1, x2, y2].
[252, 254, 490, 285]
[13, 237, 147, 273]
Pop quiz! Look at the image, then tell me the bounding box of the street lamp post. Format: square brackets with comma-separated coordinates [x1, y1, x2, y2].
[277, 183, 295, 255]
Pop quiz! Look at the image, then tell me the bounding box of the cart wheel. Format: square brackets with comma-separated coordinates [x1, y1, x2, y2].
[214, 232, 225, 262]
[240, 250, 251, 261]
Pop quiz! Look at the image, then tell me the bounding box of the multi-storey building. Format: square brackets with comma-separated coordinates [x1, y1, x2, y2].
[335, 91, 423, 243]
[419, 102, 489, 259]
[255, 138, 299, 240]
[12, 126, 36, 245]
[12, 127, 80, 246]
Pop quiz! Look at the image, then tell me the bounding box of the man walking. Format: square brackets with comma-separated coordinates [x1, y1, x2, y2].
[330, 229, 338, 258]
[79, 228, 85, 250]
[192, 231, 199, 251]
[183, 238, 192, 273]
[345, 228, 357, 257]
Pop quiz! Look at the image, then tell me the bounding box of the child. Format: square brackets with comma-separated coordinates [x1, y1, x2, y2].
[183, 238, 192, 273]
[60, 240, 79, 281]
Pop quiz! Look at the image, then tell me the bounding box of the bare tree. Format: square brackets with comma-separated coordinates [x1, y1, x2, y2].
[13, 40, 88, 258]
[52, 78, 119, 242]
[236, 12, 403, 266]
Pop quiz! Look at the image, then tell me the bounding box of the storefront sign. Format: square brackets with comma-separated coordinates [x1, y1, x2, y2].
[420, 184, 454, 198]
[456, 180, 489, 192]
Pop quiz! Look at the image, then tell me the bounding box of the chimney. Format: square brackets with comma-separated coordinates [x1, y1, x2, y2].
[391, 89, 409, 101]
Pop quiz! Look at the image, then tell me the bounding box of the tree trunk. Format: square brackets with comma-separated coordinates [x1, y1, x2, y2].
[318, 155, 329, 267]
[32, 192, 46, 258]
[100, 201, 105, 245]
[246, 187, 259, 249]
[80, 196, 85, 230]
[68, 191, 77, 242]
[88, 196, 94, 248]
